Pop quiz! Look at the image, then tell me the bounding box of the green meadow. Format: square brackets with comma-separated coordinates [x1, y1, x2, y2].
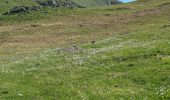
[0, 0, 170, 99]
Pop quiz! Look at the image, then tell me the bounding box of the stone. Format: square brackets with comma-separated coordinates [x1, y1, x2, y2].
[3, 6, 41, 15]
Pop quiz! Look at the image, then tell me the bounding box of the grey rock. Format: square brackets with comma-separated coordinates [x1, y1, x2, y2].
[35, 0, 85, 8]
[35, 0, 60, 7]
[3, 6, 41, 15]
[10, 6, 28, 13]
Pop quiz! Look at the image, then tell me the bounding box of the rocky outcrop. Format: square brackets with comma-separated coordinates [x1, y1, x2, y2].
[35, 0, 85, 8]
[103, 0, 122, 5]
[3, 6, 41, 15]
[35, 0, 60, 7]
[2, 0, 121, 15]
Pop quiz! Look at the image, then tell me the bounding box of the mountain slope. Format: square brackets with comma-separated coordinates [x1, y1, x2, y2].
[72, 0, 121, 7]
[0, 0, 121, 14]
[0, 0, 170, 99]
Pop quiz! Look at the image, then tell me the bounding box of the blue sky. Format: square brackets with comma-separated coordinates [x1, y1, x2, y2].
[119, 0, 135, 3]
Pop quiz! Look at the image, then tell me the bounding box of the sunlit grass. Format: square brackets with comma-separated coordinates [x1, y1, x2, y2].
[0, 0, 170, 99]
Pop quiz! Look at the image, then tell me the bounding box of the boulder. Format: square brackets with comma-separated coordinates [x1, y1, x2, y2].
[30, 6, 41, 11]
[36, 0, 60, 7]
[64, 2, 85, 8]
[47, 0, 59, 7]
[3, 6, 41, 15]
[10, 6, 28, 14]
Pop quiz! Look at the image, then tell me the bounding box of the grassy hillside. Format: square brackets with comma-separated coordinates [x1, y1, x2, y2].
[0, 0, 170, 99]
[0, 0, 121, 14]
[73, 0, 108, 7]
[72, 0, 121, 7]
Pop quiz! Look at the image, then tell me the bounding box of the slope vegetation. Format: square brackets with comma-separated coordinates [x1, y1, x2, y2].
[0, 0, 121, 14]
[0, 0, 170, 99]
[72, 0, 121, 7]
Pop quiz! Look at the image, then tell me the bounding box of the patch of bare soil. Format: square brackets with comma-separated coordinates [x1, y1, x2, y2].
[1, 3, 169, 50]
